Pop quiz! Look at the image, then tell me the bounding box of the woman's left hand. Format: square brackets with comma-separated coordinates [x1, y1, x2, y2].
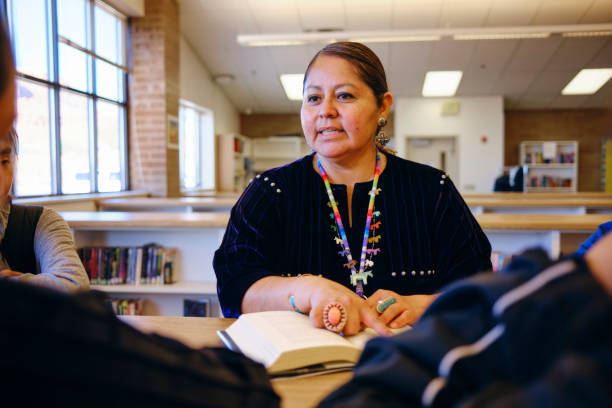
[366, 289, 438, 328]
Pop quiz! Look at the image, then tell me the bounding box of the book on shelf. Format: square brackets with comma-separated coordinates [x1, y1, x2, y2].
[78, 244, 177, 286]
[491, 251, 514, 272]
[106, 297, 143, 316]
[217, 311, 410, 378]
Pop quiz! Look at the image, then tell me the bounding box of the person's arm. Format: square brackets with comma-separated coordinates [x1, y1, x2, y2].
[11, 208, 89, 292]
[432, 174, 493, 283]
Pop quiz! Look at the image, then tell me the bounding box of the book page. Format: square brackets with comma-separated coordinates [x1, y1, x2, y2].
[240, 311, 353, 351]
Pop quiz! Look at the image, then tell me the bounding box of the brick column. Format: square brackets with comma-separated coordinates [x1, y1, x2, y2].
[129, 0, 180, 197]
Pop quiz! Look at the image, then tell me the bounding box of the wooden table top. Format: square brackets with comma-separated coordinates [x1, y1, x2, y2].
[462, 192, 612, 199]
[62, 211, 230, 229]
[119, 316, 351, 408]
[99, 197, 238, 209]
[465, 197, 612, 207]
[474, 213, 611, 230]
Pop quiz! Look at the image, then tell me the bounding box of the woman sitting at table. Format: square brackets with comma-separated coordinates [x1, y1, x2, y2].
[0, 31, 88, 292]
[214, 42, 491, 335]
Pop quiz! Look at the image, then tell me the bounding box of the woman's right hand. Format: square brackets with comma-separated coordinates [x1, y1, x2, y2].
[292, 275, 391, 336]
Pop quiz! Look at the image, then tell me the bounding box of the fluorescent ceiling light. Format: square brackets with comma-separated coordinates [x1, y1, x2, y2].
[454, 32, 549, 40]
[349, 35, 440, 43]
[561, 68, 612, 95]
[280, 74, 304, 101]
[562, 31, 612, 38]
[422, 71, 463, 97]
[237, 24, 612, 47]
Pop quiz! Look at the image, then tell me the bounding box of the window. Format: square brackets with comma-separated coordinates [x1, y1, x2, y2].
[179, 100, 215, 191]
[6, 0, 128, 196]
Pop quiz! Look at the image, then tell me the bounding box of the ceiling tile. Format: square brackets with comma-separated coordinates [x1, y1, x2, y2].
[587, 38, 612, 67]
[388, 42, 432, 74]
[458, 69, 500, 94]
[428, 40, 476, 70]
[467, 40, 518, 73]
[251, 8, 303, 33]
[524, 70, 575, 96]
[545, 38, 608, 71]
[580, 0, 612, 23]
[297, 6, 346, 31]
[439, 4, 490, 27]
[485, 0, 540, 26]
[531, 0, 593, 25]
[345, 7, 392, 30]
[390, 6, 441, 29]
[267, 47, 311, 74]
[490, 71, 538, 96]
[504, 38, 563, 72]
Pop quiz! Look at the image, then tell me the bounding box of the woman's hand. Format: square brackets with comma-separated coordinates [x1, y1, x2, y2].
[293, 275, 392, 336]
[0, 269, 23, 278]
[366, 289, 438, 328]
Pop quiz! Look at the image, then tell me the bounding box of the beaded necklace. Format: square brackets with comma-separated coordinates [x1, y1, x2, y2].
[316, 150, 381, 298]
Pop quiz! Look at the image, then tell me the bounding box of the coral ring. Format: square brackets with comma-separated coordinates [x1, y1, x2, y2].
[323, 302, 347, 333]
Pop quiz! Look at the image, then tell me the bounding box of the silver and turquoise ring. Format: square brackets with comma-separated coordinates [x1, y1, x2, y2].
[376, 296, 396, 314]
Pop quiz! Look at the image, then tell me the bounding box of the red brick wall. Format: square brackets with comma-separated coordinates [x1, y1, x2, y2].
[505, 109, 612, 191]
[129, 0, 180, 197]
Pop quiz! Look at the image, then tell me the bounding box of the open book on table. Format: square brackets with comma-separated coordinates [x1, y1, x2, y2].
[217, 310, 410, 378]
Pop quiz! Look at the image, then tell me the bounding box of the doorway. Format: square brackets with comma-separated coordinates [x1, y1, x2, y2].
[404, 136, 458, 180]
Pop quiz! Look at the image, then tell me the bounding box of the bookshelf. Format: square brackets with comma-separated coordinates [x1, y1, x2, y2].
[216, 133, 253, 193]
[520, 141, 578, 192]
[251, 136, 311, 173]
[63, 212, 228, 316]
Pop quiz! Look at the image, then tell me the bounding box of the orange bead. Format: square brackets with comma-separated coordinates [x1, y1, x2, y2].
[328, 306, 341, 325]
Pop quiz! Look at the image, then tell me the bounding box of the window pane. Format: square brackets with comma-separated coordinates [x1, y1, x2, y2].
[97, 100, 123, 192]
[14, 79, 52, 196]
[59, 43, 90, 92]
[95, 5, 123, 65]
[58, 0, 87, 48]
[10, 0, 50, 80]
[180, 108, 199, 189]
[96, 59, 124, 102]
[60, 90, 91, 194]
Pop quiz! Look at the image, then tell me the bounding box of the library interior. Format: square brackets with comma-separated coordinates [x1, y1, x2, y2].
[2, 0, 612, 406]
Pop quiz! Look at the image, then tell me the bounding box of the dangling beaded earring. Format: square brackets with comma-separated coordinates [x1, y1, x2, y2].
[375, 117, 390, 146]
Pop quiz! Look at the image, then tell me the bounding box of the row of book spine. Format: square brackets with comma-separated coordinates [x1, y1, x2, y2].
[528, 175, 573, 188]
[491, 251, 513, 272]
[525, 151, 575, 164]
[106, 298, 143, 315]
[78, 244, 177, 285]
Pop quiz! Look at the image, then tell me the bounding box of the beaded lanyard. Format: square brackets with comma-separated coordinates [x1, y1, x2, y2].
[317, 150, 381, 298]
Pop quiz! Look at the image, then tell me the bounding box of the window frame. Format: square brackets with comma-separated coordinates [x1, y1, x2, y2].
[4, 0, 129, 197]
[179, 99, 215, 192]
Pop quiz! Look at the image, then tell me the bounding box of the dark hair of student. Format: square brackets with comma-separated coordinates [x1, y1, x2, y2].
[0, 19, 14, 96]
[303, 41, 389, 108]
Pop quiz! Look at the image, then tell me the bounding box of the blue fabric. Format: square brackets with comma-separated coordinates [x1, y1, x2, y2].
[575, 221, 612, 256]
[319, 251, 612, 407]
[213, 152, 492, 318]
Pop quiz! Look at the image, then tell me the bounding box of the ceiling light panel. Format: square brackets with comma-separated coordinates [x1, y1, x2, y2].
[280, 74, 305, 101]
[422, 71, 463, 97]
[561, 68, 612, 95]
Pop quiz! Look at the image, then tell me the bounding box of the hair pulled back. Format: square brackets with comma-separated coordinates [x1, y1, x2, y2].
[303, 42, 388, 107]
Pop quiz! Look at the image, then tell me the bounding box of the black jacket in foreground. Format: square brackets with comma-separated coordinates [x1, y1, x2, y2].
[319, 250, 612, 407]
[214, 151, 492, 317]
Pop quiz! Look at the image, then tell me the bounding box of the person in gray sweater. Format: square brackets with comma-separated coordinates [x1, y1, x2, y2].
[0, 33, 88, 292]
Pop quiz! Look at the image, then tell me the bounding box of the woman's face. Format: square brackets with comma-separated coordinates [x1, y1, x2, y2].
[0, 77, 16, 205]
[301, 55, 391, 161]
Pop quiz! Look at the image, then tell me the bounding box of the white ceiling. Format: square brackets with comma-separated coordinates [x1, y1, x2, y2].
[179, 0, 612, 113]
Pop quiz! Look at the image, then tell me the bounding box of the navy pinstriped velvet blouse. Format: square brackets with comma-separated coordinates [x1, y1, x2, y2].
[213, 151, 492, 318]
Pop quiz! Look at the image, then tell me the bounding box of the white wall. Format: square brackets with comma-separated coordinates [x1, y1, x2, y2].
[179, 36, 240, 135]
[394, 97, 504, 193]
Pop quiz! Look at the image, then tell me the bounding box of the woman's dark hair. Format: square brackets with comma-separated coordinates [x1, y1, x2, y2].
[0, 20, 14, 96]
[303, 42, 389, 107]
